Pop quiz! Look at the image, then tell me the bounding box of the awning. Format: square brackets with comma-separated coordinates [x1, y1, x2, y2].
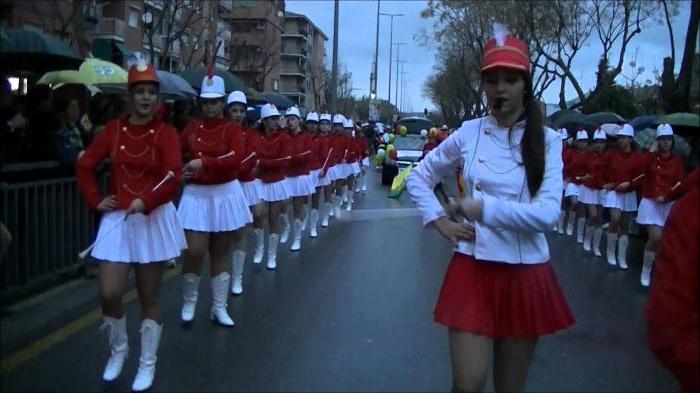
[92, 39, 132, 64]
[113, 41, 131, 58]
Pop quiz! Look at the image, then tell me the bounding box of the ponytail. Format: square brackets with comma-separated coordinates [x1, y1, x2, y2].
[521, 77, 545, 196]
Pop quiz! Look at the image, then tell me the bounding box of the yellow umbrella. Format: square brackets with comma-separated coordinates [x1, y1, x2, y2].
[37, 58, 127, 87]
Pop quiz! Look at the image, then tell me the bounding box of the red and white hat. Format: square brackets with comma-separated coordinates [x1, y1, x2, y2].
[656, 123, 674, 138]
[127, 53, 158, 87]
[481, 23, 530, 74]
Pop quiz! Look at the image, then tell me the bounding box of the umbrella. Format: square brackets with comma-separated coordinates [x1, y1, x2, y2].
[629, 115, 658, 131]
[547, 109, 576, 126]
[586, 112, 626, 125]
[553, 111, 598, 132]
[244, 87, 266, 104]
[156, 70, 197, 97]
[634, 127, 691, 158]
[177, 67, 246, 93]
[653, 113, 700, 128]
[0, 29, 83, 73]
[38, 58, 128, 86]
[261, 92, 294, 110]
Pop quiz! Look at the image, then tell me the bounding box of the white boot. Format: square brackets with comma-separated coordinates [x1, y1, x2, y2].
[361, 176, 367, 192]
[210, 272, 234, 326]
[101, 316, 128, 382]
[576, 218, 586, 244]
[231, 251, 245, 295]
[181, 273, 200, 322]
[309, 209, 319, 238]
[301, 204, 309, 231]
[617, 235, 629, 270]
[280, 213, 290, 244]
[267, 233, 280, 270]
[291, 219, 303, 251]
[253, 228, 264, 264]
[334, 195, 343, 218]
[593, 227, 603, 257]
[321, 202, 331, 227]
[606, 233, 618, 266]
[557, 212, 565, 234]
[342, 185, 348, 203]
[328, 195, 335, 217]
[346, 191, 354, 212]
[566, 211, 576, 236]
[131, 319, 162, 392]
[641, 251, 654, 287]
[583, 225, 594, 252]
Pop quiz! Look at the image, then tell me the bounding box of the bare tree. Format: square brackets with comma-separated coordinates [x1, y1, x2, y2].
[141, 0, 206, 70]
[660, 0, 699, 113]
[31, 0, 94, 57]
[309, 61, 329, 112]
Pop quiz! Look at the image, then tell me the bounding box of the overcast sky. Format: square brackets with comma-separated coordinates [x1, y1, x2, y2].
[286, 0, 695, 112]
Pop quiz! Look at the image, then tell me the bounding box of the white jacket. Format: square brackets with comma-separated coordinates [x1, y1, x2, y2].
[406, 115, 563, 264]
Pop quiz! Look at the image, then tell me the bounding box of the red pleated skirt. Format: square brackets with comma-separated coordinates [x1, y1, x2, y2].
[434, 253, 575, 339]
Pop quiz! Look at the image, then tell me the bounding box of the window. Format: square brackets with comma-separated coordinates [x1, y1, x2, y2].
[128, 6, 140, 28]
[273, 79, 279, 91]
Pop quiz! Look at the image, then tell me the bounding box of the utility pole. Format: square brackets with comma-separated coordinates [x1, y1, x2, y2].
[393, 42, 406, 108]
[330, 0, 340, 113]
[380, 12, 403, 104]
[396, 60, 407, 112]
[370, 0, 380, 99]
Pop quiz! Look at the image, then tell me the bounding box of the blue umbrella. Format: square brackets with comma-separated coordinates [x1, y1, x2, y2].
[262, 92, 294, 110]
[157, 70, 197, 97]
[629, 115, 658, 131]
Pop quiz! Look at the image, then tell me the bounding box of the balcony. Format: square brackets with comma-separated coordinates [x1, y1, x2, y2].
[281, 47, 307, 58]
[280, 71, 306, 79]
[92, 18, 127, 41]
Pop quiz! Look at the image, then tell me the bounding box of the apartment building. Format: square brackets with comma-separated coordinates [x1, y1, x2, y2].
[280, 11, 328, 112]
[1, 0, 230, 72]
[226, 0, 285, 92]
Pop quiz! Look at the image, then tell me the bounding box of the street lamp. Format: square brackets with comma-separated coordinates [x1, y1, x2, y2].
[392, 42, 406, 107]
[380, 12, 403, 104]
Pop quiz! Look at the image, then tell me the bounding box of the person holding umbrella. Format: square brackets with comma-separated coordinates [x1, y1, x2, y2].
[177, 75, 251, 326]
[75, 58, 185, 391]
[630, 124, 685, 287]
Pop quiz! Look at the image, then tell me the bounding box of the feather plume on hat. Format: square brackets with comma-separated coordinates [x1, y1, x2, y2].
[492, 22, 509, 47]
[127, 52, 148, 72]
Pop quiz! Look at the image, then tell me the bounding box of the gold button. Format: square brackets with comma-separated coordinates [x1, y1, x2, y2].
[120, 145, 125, 150]
[475, 184, 482, 191]
[198, 152, 203, 156]
[197, 138, 201, 142]
[199, 124, 204, 129]
[122, 126, 127, 131]
[149, 129, 154, 134]
[485, 129, 491, 135]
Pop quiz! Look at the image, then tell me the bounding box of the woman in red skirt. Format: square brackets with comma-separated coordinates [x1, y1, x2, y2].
[76, 60, 185, 391]
[407, 31, 574, 392]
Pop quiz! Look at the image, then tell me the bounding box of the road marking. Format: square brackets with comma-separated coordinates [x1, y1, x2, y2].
[0, 267, 180, 375]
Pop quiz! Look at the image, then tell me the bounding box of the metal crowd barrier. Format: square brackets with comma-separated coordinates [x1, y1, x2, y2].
[0, 170, 108, 302]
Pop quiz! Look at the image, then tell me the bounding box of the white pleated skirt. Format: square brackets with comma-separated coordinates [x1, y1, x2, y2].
[328, 165, 343, 182]
[259, 179, 290, 202]
[636, 198, 674, 227]
[315, 169, 332, 187]
[603, 190, 638, 212]
[340, 163, 354, 178]
[177, 180, 253, 232]
[286, 174, 316, 197]
[351, 162, 361, 175]
[362, 157, 370, 166]
[579, 186, 605, 205]
[91, 202, 186, 263]
[241, 178, 264, 206]
[564, 183, 580, 198]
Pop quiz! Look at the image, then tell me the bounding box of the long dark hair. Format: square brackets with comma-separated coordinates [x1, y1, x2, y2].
[520, 76, 545, 196]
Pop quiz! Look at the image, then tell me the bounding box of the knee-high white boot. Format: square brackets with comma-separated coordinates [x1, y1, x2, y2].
[583, 225, 594, 252]
[576, 217, 586, 244]
[641, 250, 655, 287]
[210, 272, 234, 326]
[291, 219, 303, 251]
[557, 211, 566, 234]
[361, 174, 367, 192]
[301, 204, 309, 231]
[280, 212, 290, 244]
[309, 209, 319, 238]
[566, 211, 576, 236]
[231, 250, 245, 295]
[328, 194, 335, 217]
[593, 227, 603, 257]
[181, 273, 200, 322]
[253, 228, 265, 264]
[334, 194, 343, 218]
[321, 202, 331, 227]
[101, 316, 128, 382]
[606, 233, 618, 266]
[342, 184, 348, 203]
[345, 190, 354, 212]
[131, 319, 162, 392]
[617, 235, 629, 270]
[267, 233, 280, 270]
